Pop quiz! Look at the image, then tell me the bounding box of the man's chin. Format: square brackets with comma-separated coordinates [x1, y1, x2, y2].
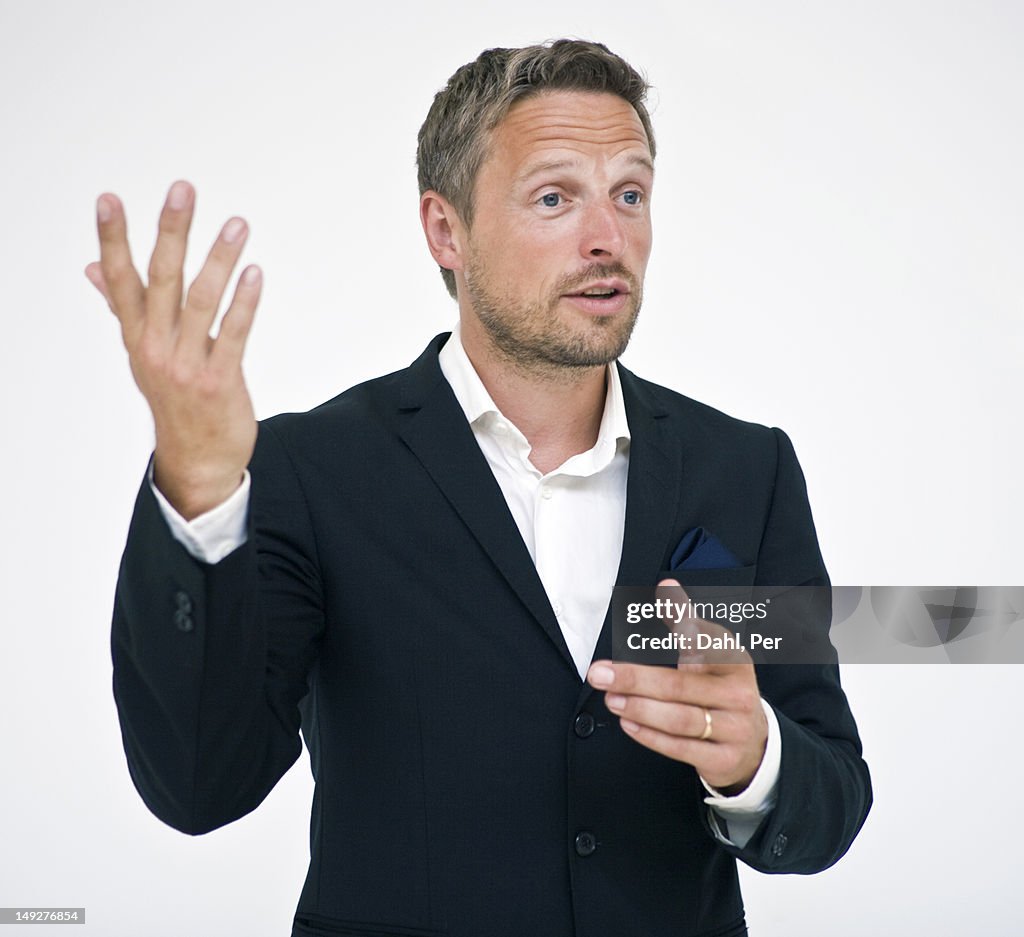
[551, 306, 639, 366]
[539, 324, 637, 369]
[467, 284, 640, 373]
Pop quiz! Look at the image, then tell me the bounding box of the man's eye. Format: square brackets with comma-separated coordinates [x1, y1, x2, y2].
[539, 193, 562, 208]
[622, 190, 643, 206]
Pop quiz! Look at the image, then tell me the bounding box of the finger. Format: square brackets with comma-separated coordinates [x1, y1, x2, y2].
[655, 579, 704, 657]
[618, 718, 721, 768]
[589, 660, 709, 697]
[96, 193, 145, 338]
[84, 262, 113, 308]
[209, 265, 261, 372]
[677, 636, 751, 672]
[624, 705, 767, 789]
[605, 694, 722, 739]
[589, 659, 760, 713]
[177, 216, 249, 360]
[655, 579, 755, 672]
[146, 180, 196, 340]
[617, 715, 757, 783]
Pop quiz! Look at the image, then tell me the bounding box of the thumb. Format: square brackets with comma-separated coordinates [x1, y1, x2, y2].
[84, 262, 113, 309]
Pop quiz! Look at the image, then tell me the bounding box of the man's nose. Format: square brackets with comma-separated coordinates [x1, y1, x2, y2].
[579, 199, 627, 260]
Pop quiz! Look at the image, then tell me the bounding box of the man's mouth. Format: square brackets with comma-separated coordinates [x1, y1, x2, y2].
[561, 279, 632, 317]
[565, 278, 631, 300]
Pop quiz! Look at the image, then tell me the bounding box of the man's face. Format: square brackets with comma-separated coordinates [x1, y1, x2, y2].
[458, 90, 654, 373]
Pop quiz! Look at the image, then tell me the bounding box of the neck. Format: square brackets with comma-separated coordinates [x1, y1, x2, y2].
[459, 318, 609, 475]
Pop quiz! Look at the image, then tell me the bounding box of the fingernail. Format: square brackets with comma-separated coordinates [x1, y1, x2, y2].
[589, 665, 615, 687]
[223, 218, 246, 243]
[168, 181, 190, 210]
[241, 265, 261, 286]
[96, 196, 112, 223]
[606, 693, 626, 711]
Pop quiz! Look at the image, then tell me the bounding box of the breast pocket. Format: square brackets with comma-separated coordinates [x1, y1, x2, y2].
[660, 564, 757, 595]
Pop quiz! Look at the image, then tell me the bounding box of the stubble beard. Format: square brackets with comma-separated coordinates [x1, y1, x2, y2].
[463, 254, 643, 382]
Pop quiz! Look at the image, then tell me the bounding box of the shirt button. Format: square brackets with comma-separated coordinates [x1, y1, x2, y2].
[541, 487, 553, 500]
[552, 601, 562, 617]
[174, 590, 192, 613]
[174, 609, 194, 633]
[574, 713, 596, 738]
[574, 831, 597, 857]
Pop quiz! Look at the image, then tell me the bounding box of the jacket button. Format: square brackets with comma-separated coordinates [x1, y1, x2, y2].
[574, 713, 596, 738]
[574, 831, 597, 857]
[174, 590, 192, 613]
[771, 833, 788, 857]
[174, 609, 194, 633]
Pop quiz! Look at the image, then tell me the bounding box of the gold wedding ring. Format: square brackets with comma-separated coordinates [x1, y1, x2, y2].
[699, 708, 713, 741]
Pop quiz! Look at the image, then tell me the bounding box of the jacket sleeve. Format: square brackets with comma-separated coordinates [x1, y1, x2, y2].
[110, 421, 324, 834]
[709, 427, 872, 873]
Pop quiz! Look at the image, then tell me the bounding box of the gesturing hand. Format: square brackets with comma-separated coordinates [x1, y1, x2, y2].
[85, 180, 261, 520]
[586, 579, 769, 795]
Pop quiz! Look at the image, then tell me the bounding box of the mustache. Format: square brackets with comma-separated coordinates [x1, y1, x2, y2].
[555, 263, 639, 295]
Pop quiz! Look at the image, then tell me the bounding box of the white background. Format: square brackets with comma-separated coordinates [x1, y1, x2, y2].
[1, 1, 1021, 934]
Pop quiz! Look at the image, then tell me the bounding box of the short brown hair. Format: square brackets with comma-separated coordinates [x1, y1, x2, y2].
[417, 39, 656, 299]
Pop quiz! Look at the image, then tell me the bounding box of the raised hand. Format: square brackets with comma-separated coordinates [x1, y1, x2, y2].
[86, 181, 261, 520]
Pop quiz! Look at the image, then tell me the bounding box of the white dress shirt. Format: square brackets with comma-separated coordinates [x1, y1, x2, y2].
[150, 324, 779, 846]
[438, 323, 630, 680]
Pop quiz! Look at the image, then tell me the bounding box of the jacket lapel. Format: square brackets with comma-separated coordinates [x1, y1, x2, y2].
[615, 365, 683, 589]
[588, 364, 684, 669]
[396, 335, 578, 675]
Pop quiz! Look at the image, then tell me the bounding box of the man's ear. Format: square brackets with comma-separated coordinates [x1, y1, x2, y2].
[420, 190, 466, 274]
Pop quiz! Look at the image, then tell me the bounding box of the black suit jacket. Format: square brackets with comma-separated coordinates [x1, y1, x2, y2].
[112, 334, 871, 937]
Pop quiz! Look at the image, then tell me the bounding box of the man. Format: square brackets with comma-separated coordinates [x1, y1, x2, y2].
[89, 39, 871, 937]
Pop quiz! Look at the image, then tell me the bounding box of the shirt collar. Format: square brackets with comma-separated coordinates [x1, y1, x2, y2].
[437, 322, 631, 458]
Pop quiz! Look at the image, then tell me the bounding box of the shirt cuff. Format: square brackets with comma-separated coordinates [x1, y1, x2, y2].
[148, 464, 251, 564]
[701, 698, 781, 847]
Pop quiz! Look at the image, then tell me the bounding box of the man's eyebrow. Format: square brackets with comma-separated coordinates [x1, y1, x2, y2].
[513, 153, 655, 185]
[623, 154, 656, 176]
[513, 158, 577, 185]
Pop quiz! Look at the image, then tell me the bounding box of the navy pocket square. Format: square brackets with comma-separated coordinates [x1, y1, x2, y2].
[669, 527, 742, 571]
